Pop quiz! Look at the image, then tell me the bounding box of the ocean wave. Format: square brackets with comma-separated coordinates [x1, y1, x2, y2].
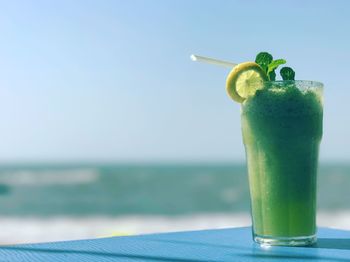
[0, 169, 99, 186]
[1, 211, 350, 244]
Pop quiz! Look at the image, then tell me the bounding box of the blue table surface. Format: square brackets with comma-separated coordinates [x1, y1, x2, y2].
[1, 227, 350, 261]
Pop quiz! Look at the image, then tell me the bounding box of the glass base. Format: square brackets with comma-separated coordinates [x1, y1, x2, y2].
[254, 234, 316, 247]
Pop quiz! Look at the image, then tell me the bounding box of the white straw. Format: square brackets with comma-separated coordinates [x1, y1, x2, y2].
[190, 54, 237, 68]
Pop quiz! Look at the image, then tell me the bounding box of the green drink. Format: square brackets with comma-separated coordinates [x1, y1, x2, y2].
[241, 81, 323, 246]
[192, 51, 324, 246]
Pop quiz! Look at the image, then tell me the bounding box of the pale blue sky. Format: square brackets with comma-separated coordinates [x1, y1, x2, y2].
[0, 0, 349, 162]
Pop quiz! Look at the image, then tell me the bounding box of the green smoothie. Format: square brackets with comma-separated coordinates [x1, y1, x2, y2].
[192, 51, 324, 246]
[241, 81, 323, 240]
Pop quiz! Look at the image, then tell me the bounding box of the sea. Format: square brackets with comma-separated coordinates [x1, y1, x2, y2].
[0, 163, 349, 244]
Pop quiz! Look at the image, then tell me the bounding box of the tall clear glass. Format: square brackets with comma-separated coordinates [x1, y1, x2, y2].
[241, 81, 323, 246]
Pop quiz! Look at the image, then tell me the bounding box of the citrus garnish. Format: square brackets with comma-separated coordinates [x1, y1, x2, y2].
[226, 62, 268, 103]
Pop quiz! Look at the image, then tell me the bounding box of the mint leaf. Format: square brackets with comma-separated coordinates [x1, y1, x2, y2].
[255, 52, 296, 80]
[255, 52, 273, 73]
[269, 70, 276, 81]
[267, 59, 286, 75]
[280, 67, 295, 80]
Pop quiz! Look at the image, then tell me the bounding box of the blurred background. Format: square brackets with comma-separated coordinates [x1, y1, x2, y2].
[0, 0, 349, 244]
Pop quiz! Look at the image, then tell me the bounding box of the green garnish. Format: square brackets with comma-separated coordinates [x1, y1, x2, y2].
[269, 70, 276, 81]
[280, 67, 295, 80]
[255, 52, 293, 81]
[267, 59, 286, 81]
[267, 59, 286, 75]
[255, 52, 272, 73]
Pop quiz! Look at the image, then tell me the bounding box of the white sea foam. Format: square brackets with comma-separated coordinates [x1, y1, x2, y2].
[0, 169, 99, 186]
[1, 211, 350, 245]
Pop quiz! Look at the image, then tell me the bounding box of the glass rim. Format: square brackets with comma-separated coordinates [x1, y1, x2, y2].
[263, 80, 323, 88]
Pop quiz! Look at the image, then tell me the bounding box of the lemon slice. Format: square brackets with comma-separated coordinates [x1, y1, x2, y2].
[226, 62, 268, 103]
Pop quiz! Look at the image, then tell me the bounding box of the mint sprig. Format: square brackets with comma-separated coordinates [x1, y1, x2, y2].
[255, 52, 272, 73]
[255, 52, 294, 81]
[267, 59, 286, 75]
[280, 67, 295, 80]
[269, 70, 276, 81]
